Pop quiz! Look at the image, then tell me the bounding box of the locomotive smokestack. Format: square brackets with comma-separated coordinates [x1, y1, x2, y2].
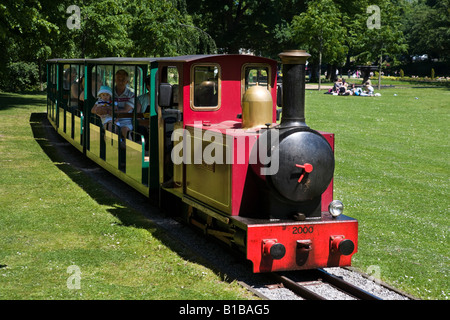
[278, 50, 311, 128]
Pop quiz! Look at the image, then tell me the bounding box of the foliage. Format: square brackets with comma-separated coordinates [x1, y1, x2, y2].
[0, 0, 449, 92]
[0, 0, 218, 91]
[56, 0, 212, 58]
[186, 0, 308, 57]
[350, 0, 408, 66]
[290, 0, 348, 82]
[187, 0, 261, 54]
[0, 0, 60, 90]
[75, 0, 134, 57]
[128, 0, 216, 57]
[402, 0, 450, 62]
[1, 62, 40, 92]
[289, 0, 409, 80]
[378, 74, 450, 86]
[291, 0, 347, 66]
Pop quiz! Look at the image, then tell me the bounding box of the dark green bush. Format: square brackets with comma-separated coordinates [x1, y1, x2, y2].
[0, 61, 40, 92]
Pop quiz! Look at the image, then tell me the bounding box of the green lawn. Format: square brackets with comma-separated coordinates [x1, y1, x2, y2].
[0, 92, 255, 300]
[305, 86, 449, 300]
[0, 87, 448, 300]
[308, 76, 450, 88]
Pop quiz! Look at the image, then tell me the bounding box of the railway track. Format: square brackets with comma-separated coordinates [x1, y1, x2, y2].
[270, 269, 382, 300]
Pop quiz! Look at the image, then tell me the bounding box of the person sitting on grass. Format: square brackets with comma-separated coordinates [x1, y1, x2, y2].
[338, 79, 349, 95]
[340, 82, 353, 96]
[364, 80, 374, 96]
[332, 78, 343, 94]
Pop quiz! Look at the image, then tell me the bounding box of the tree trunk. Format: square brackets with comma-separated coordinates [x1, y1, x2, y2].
[330, 65, 337, 82]
[318, 49, 322, 91]
[309, 63, 319, 83]
[378, 53, 382, 90]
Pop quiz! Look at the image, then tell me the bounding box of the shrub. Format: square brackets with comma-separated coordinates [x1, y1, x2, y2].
[1, 61, 40, 92]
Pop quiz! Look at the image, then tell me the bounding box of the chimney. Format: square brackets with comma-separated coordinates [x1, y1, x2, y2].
[278, 50, 311, 128]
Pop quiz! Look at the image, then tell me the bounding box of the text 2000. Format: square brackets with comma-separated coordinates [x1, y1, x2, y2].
[292, 226, 314, 234]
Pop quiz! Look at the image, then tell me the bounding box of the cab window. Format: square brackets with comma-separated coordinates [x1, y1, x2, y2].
[192, 64, 220, 109]
[243, 65, 270, 92]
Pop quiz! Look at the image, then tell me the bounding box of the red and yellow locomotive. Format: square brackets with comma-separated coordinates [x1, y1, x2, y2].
[47, 50, 357, 273]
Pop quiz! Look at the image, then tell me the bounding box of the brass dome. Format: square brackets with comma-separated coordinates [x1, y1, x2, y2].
[241, 85, 273, 129]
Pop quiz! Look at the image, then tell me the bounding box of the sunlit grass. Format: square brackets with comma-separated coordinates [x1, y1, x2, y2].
[1, 88, 448, 300]
[305, 86, 449, 300]
[0, 92, 255, 300]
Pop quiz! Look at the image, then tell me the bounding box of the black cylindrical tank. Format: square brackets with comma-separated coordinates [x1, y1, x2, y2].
[247, 50, 335, 220]
[267, 128, 334, 204]
[278, 50, 310, 129]
[248, 126, 334, 220]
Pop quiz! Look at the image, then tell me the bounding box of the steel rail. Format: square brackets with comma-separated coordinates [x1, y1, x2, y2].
[271, 269, 383, 300]
[272, 273, 326, 300]
[314, 268, 382, 300]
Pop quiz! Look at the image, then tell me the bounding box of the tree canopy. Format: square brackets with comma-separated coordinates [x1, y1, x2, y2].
[0, 0, 448, 91]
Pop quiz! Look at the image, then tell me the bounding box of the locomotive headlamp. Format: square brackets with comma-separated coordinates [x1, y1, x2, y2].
[329, 200, 344, 217]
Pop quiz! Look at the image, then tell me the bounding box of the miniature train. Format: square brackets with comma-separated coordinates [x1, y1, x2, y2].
[46, 50, 357, 272]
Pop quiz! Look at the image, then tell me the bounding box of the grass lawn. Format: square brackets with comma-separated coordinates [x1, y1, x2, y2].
[305, 85, 449, 300]
[0, 86, 448, 300]
[308, 76, 450, 88]
[0, 92, 255, 300]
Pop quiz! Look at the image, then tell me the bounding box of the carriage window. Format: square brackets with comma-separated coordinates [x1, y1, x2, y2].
[64, 64, 83, 113]
[48, 64, 57, 102]
[192, 65, 220, 109]
[167, 66, 179, 85]
[63, 65, 78, 90]
[51, 64, 57, 86]
[125, 66, 143, 96]
[160, 66, 179, 106]
[96, 65, 113, 90]
[244, 65, 269, 91]
[87, 66, 104, 100]
[92, 65, 144, 99]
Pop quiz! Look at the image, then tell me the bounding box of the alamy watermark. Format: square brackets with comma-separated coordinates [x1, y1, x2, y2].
[171, 122, 280, 175]
[367, 5, 381, 29]
[66, 5, 81, 30]
[367, 265, 382, 284]
[67, 265, 81, 289]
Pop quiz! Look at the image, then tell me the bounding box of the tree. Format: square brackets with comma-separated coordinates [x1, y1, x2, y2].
[350, 0, 408, 88]
[186, 0, 308, 57]
[403, 0, 450, 62]
[0, 0, 60, 90]
[186, 0, 259, 54]
[61, 0, 134, 58]
[128, 0, 216, 57]
[291, 0, 348, 87]
[54, 0, 217, 58]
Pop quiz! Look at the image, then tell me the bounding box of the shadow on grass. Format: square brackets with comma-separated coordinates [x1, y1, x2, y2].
[29, 113, 144, 218]
[0, 92, 46, 111]
[29, 112, 236, 281]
